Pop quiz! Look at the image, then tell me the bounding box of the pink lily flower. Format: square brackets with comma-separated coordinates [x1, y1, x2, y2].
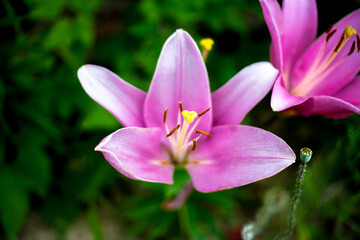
[78, 29, 295, 193]
[260, 0, 360, 117]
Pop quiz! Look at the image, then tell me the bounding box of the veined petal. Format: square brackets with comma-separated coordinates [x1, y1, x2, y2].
[187, 125, 295, 193]
[95, 127, 174, 184]
[260, 0, 283, 69]
[212, 62, 278, 125]
[271, 75, 309, 112]
[292, 9, 360, 96]
[282, 0, 317, 71]
[144, 29, 212, 132]
[78, 65, 146, 127]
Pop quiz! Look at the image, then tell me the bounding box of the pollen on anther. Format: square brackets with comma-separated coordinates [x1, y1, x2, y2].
[326, 29, 337, 42]
[195, 129, 212, 138]
[167, 124, 180, 137]
[334, 35, 344, 52]
[178, 101, 183, 112]
[163, 109, 168, 123]
[198, 107, 211, 117]
[192, 139, 197, 151]
[326, 24, 334, 33]
[348, 41, 356, 56]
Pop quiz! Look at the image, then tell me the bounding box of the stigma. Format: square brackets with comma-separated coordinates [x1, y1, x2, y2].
[200, 38, 214, 51]
[163, 102, 211, 164]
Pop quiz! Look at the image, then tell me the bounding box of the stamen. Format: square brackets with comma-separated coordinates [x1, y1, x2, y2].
[348, 41, 356, 56]
[167, 124, 180, 137]
[178, 101, 183, 112]
[357, 35, 360, 52]
[197, 107, 211, 117]
[191, 139, 197, 151]
[195, 129, 212, 138]
[163, 109, 168, 124]
[334, 35, 344, 53]
[326, 29, 337, 42]
[326, 24, 334, 33]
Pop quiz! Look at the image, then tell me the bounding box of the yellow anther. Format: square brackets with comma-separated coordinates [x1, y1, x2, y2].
[182, 110, 197, 123]
[200, 38, 214, 51]
[344, 26, 356, 38]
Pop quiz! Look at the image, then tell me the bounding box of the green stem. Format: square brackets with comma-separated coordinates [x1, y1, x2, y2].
[178, 204, 192, 238]
[277, 163, 307, 240]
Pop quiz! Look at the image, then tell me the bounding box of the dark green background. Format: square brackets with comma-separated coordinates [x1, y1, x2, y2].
[1, 0, 359, 239]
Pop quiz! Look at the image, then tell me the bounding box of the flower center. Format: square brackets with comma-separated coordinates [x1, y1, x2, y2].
[290, 25, 359, 96]
[163, 102, 211, 165]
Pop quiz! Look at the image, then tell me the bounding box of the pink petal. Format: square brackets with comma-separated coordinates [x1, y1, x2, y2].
[310, 95, 360, 118]
[260, 0, 283, 69]
[292, 9, 360, 96]
[187, 125, 295, 193]
[144, 29, 212, 132]
[95, 127, 174, 184]
[212, 62, 278, 125]
[271, 75, 308, 112]
[333, 75, 360, 107]
[78, 65, 146, 127]
[281, 0, 317, 71]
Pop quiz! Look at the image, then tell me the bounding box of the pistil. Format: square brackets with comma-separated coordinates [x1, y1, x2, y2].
[163, 103, 211, 163]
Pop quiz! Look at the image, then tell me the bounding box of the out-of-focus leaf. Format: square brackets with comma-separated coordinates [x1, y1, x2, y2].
[81, 101, 120, 130]
[26, 0, 67, 20]
[44, 19, 74, 49]
[68, 0, 102, 14]
[87, 204, 104, 240]
[0, 169, 30, 238]
[41, 196, 80, 234]
[14, 128, 51, 196]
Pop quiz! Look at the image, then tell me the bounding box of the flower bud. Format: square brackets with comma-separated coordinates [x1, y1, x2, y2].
[300, 147, 312, 163]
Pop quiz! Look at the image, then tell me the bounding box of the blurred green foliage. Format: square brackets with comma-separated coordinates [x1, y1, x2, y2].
[0, 0, 359, 239]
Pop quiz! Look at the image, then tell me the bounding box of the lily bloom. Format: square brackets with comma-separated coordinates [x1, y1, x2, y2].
[260, 0, 360, 117]
[78, 29, 295, 193]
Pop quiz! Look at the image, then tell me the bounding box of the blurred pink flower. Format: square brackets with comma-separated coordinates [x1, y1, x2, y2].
[260, 0, 360, 117]
[77, 29, 295, 193]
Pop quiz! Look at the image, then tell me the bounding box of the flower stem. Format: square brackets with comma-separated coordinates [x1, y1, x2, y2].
[178, 203, 192, 238]
[277, 148, 312, 240]
[163, 181, 193, 210]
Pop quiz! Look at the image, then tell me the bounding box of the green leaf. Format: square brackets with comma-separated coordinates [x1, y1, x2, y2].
[41, 196, 80, 234]
[0, 169, 30, 238]
[44, 19, 74, 49]
[87, 204, 104, 240]
[81, 101, 120, 130]
[15, 128, 51, 196]
[27, 0, 67, 20]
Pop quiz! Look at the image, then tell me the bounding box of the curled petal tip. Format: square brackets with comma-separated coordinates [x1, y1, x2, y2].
[176, 29, 185, 34]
